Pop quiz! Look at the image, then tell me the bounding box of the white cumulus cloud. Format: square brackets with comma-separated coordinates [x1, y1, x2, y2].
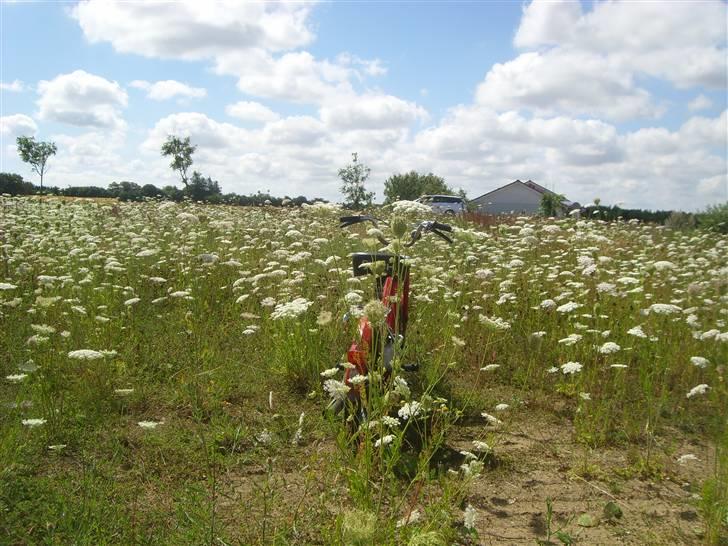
[0, 80, 24, 92]
[1, 114, 38, 138]
[225, 101, 280, 123]
[490, 0, 727, 121]
[37, 70, 127, 129]
[72, 0, 314, 58]
[476, 50, 661, 121]
[130, 79, 206, 101]
[320, 94, 428, 130]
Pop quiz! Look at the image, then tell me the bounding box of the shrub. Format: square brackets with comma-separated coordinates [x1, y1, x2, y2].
[697, 201, 728, 234]
[664, 211, 696, 230]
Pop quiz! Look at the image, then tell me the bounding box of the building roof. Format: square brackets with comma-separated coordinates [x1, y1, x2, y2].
[471, 179, 579, 208]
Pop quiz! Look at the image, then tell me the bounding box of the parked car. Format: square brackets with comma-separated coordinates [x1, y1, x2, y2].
[415, 194, 466, 215]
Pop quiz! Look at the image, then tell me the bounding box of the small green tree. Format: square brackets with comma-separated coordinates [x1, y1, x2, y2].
[161, 136, 196, 188]
[383, 171, 454, 203]
[539, 192, 566, 217]
[16, 136, 57, 195]
[186, 171, 222, 202]
[339, 152, 374, 209]
[697, 201, 728, 234]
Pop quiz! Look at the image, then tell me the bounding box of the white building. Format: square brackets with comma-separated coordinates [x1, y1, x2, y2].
[470, 179, 579, 216]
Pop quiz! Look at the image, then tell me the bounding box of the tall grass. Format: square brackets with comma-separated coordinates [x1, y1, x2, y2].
[0, 197, 725, 543]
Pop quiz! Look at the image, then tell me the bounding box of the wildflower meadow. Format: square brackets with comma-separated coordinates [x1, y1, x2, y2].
[1, 196, 726, 544]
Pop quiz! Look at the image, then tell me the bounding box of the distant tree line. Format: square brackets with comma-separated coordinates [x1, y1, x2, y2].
[0, 172, 324, 207]
[583, 205, 673, 223]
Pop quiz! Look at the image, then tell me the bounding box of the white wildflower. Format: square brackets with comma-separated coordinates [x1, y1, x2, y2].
[114, 388, 134, 395]
[479, 315, 511, 330]
[464, 504, 477, 530]
[68, 349, 105, 360]
[472, 440, 490, 452]
[677, 454, 699, 464]
[481, 412, 502, 425]
[648, 303, 682, 315]
[557, 301, 581, 313]
[138, 420, 162, 429]
[270, 297, 312, 320]
[561, 361, 583, 375]
[460, 459, 484, 477]
[690, 356, 709, 368]
[599, 342, 621, 354]
[22, 418, 46, 427]
[323, 379, 350, 402]
[349, 374, 368, 386]
[558, 333, 583, 346]
[344, 291, 363, 305]
[686, 384, 709, 398]
[398, 401, 423, 420]
[382, 416, 400, 428]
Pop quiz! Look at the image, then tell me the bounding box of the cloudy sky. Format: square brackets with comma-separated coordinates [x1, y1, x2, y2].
[1, 0, 726, 210]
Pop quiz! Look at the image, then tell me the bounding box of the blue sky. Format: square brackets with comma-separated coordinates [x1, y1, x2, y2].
[1, 0, 726, 210]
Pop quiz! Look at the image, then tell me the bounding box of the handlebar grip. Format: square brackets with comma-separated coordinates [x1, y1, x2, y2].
[431, 221, 452, 232]
[339, 215, 363, 226]
[432, 229, 453, 244]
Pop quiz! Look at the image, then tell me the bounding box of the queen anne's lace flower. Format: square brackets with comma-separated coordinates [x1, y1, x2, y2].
[649, 303, 682, 315]
[391, 200, 432, 215]
[323, 379, 350, 401]
[690, 356, 709, 368]
[561, 361, 583, 374]
[599, 342, 621, 354]
[22, 418, 46, 427]
[686, 384, 709, 398]
[270, 298, 312, 320]
[68, 350, 105, 360]
[398, 401, 422, 420]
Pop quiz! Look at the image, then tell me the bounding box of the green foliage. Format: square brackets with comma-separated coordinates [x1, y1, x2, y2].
[697, 201, 728, 234]
[539, 192, 567, 217]
[0, 172, 35, 195]
[339, 152, 374, 209]
[16, 136, 57, 193]
[108, 181, 145, 201]
[383, 171, 454, 203]
[186, 171, 222, 202]
[141, 184, 162, 198]
[664, 211, 697, 230]
[700, 424, 728, 544]
[161, 135, 196, 187]
[61, 186, 111, 198]
[583, 205, 673, 223]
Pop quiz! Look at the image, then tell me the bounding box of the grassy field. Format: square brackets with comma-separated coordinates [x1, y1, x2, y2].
[1, 197, 726, 545]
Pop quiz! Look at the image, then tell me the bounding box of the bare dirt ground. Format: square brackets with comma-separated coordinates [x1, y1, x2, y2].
[454, 415, 715, 545]
[213, 407, 717, 545]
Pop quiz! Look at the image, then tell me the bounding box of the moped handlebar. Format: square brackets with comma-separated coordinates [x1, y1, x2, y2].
[339, 216, 453, 246]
